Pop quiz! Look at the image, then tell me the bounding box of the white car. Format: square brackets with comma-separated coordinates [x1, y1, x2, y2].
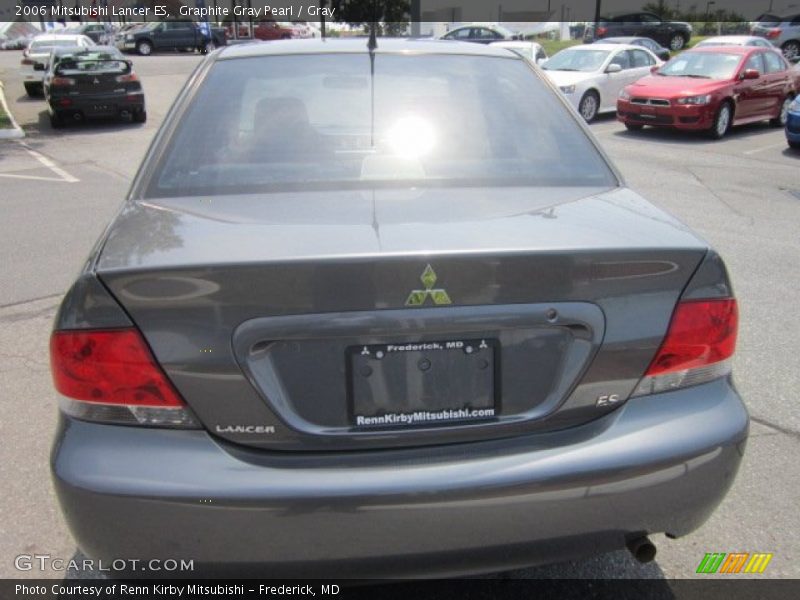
[21, 33, 94, 96]
[489, 40, 547, 64]
[541, 43, 662, 122]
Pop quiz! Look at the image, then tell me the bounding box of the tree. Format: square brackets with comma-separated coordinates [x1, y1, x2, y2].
[332, 0, 411, 36]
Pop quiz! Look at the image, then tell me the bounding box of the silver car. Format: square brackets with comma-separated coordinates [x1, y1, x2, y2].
[752, 13, 800, 60]
[50, 39, 747, 578]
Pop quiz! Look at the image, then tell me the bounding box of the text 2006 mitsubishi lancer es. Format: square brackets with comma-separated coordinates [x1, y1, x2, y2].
[50, 39, 747, 577]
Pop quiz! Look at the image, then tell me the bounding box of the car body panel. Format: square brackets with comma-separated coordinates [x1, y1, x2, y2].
[52, 378, 748, 577]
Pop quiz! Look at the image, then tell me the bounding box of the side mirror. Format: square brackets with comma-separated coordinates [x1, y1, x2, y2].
[33, 62, 45, 71]
[741, 68, 760, 80]
[606, 63, 622, 74]
[650, 65, 660, 74]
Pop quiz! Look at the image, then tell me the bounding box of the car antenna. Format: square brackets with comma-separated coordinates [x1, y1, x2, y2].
[368, 1, 378, 147]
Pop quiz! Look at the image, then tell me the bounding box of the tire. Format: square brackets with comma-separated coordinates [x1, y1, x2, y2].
[669, 34, 686, 51]
[200, 40, 215, 55]
[781, 40, 800, 61]
[771, 96, 793, 127]
[24, 82, 37, 97]
[133, 109, 147, 124]
[136, 40, 153, 56]
[625, 122, 644, 131]
[708, 101, 732, 139]
[578, 90, 600, 123]
[50, 112, 63, 129]
[789, 141, 800, 150]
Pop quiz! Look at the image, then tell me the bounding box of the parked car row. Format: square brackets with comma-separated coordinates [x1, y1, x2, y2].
[20, 33, 146, 128]
[115, 20, 226, 56]
[538, 38, 798, 148]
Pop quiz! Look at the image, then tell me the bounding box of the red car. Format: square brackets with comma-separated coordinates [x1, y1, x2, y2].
[618, 46, 797, 138]
[253, 20, 296, 41]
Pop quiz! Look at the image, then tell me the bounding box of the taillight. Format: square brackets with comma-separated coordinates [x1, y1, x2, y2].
[597, 26, 608, 37]
[21, 56, 33, 65]
[632, 298, 737, 396]
[51, 76, 76, 87]
[767, 28, 781, 39]
[115, 72, 139, 83]
[50, 328, 198, 428]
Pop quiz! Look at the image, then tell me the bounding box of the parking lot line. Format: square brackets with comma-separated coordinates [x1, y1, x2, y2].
[743, 141, 790, 156]
[18, 143, 79, 183]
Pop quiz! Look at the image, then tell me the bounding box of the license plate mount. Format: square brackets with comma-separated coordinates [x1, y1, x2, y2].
[348, 338, 499, 429]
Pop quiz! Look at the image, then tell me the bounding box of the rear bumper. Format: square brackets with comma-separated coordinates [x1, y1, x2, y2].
[52, 378, 748, 578]
[49, 92, 145, 116]
[618, 100, 715, 130]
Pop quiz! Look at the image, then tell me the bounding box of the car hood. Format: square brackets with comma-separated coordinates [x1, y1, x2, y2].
[96, 186, 705, 271]
[542, 70, 599, 87]
[625, 75, 729, 97]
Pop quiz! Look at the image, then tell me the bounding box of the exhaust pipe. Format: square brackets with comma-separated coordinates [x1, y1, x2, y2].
[73, 113, 82, 121]
[120, 110, 131, 119]
[626, 535, 657, 563]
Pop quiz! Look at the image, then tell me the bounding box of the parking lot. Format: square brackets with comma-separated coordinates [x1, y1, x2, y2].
[0, 48, 799, 581]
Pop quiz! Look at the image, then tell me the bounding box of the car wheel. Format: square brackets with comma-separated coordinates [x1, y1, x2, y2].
[708, 102, 732, 139]
[50, 112, 63, 129]
[24, 82, 36, 97]
[201, 40, 215, 55]
[771, 96, 793, 127]
[578, 91, 599, 123]
[789, 141, 800, 150]
[625, 122, 644, 131]
[669, 34, 686, 51]
[781, 40, 800, 61]
[136, 40, 153, 56]
[133, 109, 147, 124]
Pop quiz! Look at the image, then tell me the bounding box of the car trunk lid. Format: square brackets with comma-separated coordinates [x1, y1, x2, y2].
[97, 186, 708, 451]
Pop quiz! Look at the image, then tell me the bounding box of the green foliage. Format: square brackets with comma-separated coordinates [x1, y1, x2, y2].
[332, 0, 411, 36]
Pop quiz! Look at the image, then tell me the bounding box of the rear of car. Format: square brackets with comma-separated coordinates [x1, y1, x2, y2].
[20, 35, 94, 96]
[45, 47, 145, 128]
[751, 13, 800, 60]
[50, 40, 747, 578]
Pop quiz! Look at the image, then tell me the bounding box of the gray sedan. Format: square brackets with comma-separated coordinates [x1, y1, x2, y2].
[49, 39, 747, 578]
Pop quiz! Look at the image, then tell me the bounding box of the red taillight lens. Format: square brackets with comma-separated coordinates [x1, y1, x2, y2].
[115, 72, 139, 83]
[597, 26, 608, 37]
[645, 299, 738, 376]
[50, 329, 185, 407]
[767, 28, 781, 39]
[51, 76, 76, 87]
[633, 298, 737, 397]
[21, 57, 33, 65]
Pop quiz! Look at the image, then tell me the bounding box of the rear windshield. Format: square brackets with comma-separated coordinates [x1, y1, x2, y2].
[147, 53, 615, 198]
[754, 14, 781, 26]
[57, 56, 128, 75]
[31, 39, 81, 50]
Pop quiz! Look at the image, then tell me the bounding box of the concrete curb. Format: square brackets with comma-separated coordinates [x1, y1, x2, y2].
[0, 80, 25, 139]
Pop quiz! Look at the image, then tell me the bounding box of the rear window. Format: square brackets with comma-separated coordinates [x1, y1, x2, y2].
[147, 53, 615, 198]
[56, 54, 128, 75]
[31, 39, 81, 50]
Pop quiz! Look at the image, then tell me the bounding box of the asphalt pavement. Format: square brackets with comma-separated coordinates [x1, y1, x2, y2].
[0, 49, 798, 581]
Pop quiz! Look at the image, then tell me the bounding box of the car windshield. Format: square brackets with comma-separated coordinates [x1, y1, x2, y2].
[657, 52, 742, 79]
[31, 39, 82, 51]
[542, 49, 609, 72]
[148, 53, 614, 197]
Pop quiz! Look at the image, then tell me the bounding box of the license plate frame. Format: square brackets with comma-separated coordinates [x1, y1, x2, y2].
[347, 338, 500, 429]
